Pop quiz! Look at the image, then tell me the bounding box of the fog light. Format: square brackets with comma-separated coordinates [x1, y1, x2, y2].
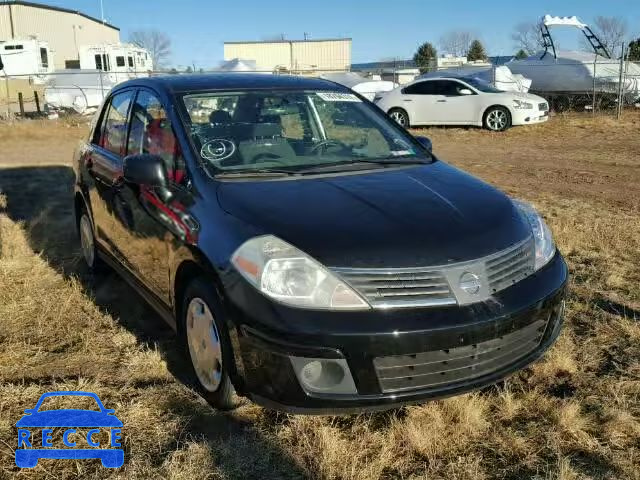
[289, 357, 357, 395]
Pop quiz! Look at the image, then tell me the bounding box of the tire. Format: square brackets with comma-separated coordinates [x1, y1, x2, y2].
[483, 106, 511, 132]
[181, 276, 237, 410]
[388, 108, 410, 128]
[77, 206, 105, 272]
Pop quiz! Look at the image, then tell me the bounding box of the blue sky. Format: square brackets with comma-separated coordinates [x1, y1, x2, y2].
[39, 0, 640, 67]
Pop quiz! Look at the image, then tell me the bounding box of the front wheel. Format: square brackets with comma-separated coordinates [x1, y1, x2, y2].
[388, 108, 410, 128]
[181, 277, 237, 410]
[483, 106, 511, 132]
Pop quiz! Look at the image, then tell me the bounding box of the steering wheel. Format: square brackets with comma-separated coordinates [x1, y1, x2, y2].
[309, 139, 347, 155]
[251, 153, 290, 166]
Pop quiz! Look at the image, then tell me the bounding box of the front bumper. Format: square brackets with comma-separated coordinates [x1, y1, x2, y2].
[224, 252, 568, 414]
[512, 108, 549, 125]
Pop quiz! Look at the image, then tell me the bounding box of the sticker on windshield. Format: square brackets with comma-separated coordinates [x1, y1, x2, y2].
[390, 150, 413, 156]
[316, 92, 361, 102]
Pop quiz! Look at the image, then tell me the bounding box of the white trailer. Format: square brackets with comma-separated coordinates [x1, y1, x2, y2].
[0, 38, 54, 83]
[79, 43, 153, 84]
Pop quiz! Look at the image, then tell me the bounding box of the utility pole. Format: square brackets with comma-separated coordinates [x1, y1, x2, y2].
[100, 0, 105, 24]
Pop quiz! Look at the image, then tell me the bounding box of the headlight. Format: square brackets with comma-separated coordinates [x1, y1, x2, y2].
[231, 235, 370, 310]
[514, 201, 556, 270]
[513, 99, 533, 109]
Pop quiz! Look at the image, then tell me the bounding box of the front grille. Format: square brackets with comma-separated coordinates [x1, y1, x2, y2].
[373, 318, 547, 393]
[539, 102, 548, 111]
[486, 237, 535, 294]
[332, 236, 535, 309]
[335, 268, 455, 308]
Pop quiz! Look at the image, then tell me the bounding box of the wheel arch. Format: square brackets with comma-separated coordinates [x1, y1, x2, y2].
[172, 250, 246, 392]
[482, 104, 513, 121]
[73, 190, 91, 233]
[387, 107, 410, 127]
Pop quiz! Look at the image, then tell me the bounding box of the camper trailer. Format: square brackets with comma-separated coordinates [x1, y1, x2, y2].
[0, 38, 54, 83]
[78, 43, 153, 84]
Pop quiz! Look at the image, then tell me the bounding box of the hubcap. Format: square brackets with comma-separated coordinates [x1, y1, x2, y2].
[186, 298, 223, 392]
[390, 111, 407, 126]
[79, 214, 95, 267]
[487, 110, 507, 131]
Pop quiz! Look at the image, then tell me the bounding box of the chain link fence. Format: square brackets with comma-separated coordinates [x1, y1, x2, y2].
[1, 57, 639, 120]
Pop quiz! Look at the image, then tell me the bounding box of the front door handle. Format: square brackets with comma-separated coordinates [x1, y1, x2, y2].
[403, 99, 412, 102]
[437, 99, 447, 103]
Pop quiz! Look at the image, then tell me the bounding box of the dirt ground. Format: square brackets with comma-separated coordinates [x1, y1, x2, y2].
[0, 113, 638, 479]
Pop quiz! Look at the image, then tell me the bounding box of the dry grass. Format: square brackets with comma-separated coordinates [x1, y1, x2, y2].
[0, 112, 639, 479]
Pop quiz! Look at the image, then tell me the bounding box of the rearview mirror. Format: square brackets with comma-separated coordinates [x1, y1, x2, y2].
[459, 88, 473, 95]
[414, 136, 432, 152]
[123, 154, 167, 187]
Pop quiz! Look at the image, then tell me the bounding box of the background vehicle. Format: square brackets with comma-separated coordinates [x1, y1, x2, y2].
[73, 74, 566, 414]
[375, 76, 549, 131]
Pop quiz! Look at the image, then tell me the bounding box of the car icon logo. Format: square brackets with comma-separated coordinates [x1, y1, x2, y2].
[15, 391, 123, 468]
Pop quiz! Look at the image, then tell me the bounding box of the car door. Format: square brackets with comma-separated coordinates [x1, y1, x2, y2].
[112, 88, 192, 303]
[398, 80, 439, 125]
[433, 80, 477, 124]
[85, 90, 135, 260]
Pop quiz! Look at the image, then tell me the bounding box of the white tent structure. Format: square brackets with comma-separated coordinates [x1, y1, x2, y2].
[320, 72, 397, 100]
[508, 15, 640, 99]
[420, 65, 532, 93]
[218, 58, 259, 72]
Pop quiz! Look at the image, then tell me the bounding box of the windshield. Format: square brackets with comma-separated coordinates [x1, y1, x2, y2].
[181, 90, 430, 175]
[461, 77, 504, 93]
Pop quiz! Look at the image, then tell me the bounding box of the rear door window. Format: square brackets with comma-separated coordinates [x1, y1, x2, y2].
[403, 81, 437, 95]
[97, 91, 134, 156]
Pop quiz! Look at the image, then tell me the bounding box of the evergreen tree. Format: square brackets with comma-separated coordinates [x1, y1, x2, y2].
[467, 40, 487, 62]
[628, 38, 640, 61]
[413, 42, 437, 73]
[514, 49, 528, 60]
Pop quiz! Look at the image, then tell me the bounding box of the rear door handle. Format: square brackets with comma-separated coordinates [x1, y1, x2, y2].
[403, 99, 412, 102]
[437, 99, 447, 103]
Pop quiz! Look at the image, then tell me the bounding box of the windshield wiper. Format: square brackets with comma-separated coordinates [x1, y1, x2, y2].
[214, 168, 299, 178]
[295, 158, 430, 174]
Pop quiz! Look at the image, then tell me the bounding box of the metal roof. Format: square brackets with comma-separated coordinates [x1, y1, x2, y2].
[0, 1, 119, 31]
[224, 38, 352, 45]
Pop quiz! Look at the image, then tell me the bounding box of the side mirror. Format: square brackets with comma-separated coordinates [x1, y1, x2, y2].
[459, 88, 473, 95]
[415, 136, 432, 152]
[123, 154, 167, 187]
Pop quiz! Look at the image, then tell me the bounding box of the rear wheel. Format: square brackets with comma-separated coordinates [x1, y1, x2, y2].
[78, 208, 104, 272]
[483, 106, 511, 132]
[181, 277, 236, 410]
[388, 108, 410, 128]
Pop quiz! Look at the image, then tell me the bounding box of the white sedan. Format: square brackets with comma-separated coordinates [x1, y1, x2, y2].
[374, 76, 549, 132]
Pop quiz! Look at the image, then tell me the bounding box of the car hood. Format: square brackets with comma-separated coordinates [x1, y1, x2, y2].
[217, 162, 532, 268]
[16, 410, 123, 428]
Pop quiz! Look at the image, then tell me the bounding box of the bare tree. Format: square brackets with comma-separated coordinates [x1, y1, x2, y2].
[587, 16, 628, 58]
[439, 31, 472, 57]
[129, 30, 172, 69]
[511, 20, 545, 55]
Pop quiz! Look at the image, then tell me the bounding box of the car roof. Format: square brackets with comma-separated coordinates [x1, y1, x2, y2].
[113, 73, 349, 95]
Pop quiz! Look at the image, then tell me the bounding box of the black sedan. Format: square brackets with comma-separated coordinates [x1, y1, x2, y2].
[73, 74, 567, 413]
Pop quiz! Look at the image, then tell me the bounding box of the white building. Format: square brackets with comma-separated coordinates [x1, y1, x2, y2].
[0, 1, 120, 70]
[223, 38, 351, 74]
